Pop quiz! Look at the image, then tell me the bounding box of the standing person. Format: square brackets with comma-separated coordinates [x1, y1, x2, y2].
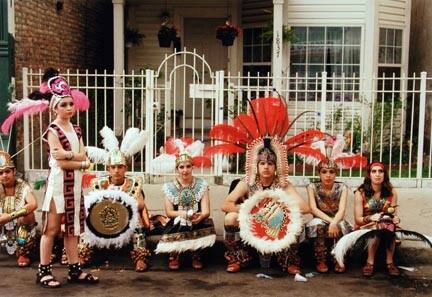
[155, 153, 216, 270]
[0, 151, 38, 267]
[84, 126, 152, 272]
[354, 162, 400, 277]
[1, 68, 99, 288]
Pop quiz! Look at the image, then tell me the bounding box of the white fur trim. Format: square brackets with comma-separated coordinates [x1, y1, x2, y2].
[155, 234, 216, 254]
[82, 189, 139, 249]
[331, 229, 373, 268]
[239, 189, 303, 254]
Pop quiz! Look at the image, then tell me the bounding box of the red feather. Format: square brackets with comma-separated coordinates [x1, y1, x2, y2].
[180, 137, 194, 146]
[192, 156, 212, 168]
[209, 124, 249, 144]
[250, 97, 289, 137]
[284, 130, 325, 149]
[204, 144, 245, 156]
[334, 155, 368, 169]
[290, 146, 326, 164]
[82, 173, 96, 189]
[164, 138, 180, 155]
[234, 114, 260, 140]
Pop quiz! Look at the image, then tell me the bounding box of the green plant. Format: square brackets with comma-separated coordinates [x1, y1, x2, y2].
[261, 23, 297, 43]
[125, 27, 145, 46]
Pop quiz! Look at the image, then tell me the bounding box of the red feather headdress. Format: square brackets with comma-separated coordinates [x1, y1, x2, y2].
[204, 96, 325, 185]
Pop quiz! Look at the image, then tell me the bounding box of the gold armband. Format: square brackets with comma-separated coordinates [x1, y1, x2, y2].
[10, 208, 28, 220]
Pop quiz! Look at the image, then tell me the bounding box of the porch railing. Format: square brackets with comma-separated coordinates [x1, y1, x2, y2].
[20, 67, 432, 187]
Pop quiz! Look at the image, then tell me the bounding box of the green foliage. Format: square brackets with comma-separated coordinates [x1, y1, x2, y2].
[261, 23, 297, 43]
[125, 27, 145, 46]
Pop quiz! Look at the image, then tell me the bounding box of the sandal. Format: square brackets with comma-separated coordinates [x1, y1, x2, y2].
[168, 254, 180, 271]
[67, 262, 99, 284]
[192, 254, 203, 270]
[226, 262, 241, 273]
[36, 264, 61, 289]
[61, 248, 68, 265]
[17, 255, 31, 267]
[316, 262, 328, 273]
[387, 263, 400, 276]
[135, 259, 148, 272]
[362, 262, 374, 277]
[334, 262, 345, 273]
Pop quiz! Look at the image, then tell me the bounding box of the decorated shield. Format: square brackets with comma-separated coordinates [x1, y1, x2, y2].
[82, 189, 139, 249]
[239, 189, 303, 254]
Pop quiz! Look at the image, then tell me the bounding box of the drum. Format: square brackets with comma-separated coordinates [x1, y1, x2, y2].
[239, 189, 303, 254]
[83, 189, 139, 249]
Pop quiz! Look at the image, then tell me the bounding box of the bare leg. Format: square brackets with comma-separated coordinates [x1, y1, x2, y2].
[366, 237, 380, 265]
[40, 201, 61, 265]
[386, 239, 396, 264]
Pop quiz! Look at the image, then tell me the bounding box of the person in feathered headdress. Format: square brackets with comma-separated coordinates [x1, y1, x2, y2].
[84, 126, 158, 272]
[205, 96, 323, 274]
[12, 68, 97, 288]
[303, 134, 367, 273]
[154, 139, 215, 271]
[0, 150, 38, 267]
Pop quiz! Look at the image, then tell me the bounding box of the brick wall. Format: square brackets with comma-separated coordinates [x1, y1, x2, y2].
[12, 0, 112, 171]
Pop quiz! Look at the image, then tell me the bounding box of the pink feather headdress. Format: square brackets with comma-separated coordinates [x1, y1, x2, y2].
[1, 75, 90, 134]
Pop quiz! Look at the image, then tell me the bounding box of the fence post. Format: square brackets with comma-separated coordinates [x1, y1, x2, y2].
[416, 71, 427, 185]
[22, 68, 30, 172]
[320, 72, 327, 131]
[145, 69, 155, 174]
[215, 70, 225, 176]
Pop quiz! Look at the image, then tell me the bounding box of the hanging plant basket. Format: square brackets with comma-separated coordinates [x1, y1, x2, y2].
[216, 23, 241, 47]
[158, 25, 177, 48]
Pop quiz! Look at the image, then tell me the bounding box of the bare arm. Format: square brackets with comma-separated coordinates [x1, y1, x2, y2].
[332, 185, 348, 224]
[48, 131, 89, 170]
[221, 180, 248, 213]
[354, 190, 365, 226]
[70, 138, 87, 161]
[285, 183, 310, 214]
[24, 190, 38, 214]
[307, 184, 334, 223]
[164, 197, 186, 219]
[139, 191, 151, 228]
[192, 188, 211, 225]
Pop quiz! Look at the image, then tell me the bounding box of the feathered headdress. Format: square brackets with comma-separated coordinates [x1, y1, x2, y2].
[86, 126, 148, 166]
[151, 137, 212, 174]
[295, 134, 367, 169]
[1, 68, 90, 135]
[204, 96, 325, 185]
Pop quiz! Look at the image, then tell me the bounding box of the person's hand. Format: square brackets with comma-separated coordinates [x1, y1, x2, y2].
[328, 222, 340, 238]
[191, 212, 203, 225]
[51, 148, 69, 160]
[392, 216, 401, 225]
[0, 213, 11, 226]
[369, 213, 382, 222]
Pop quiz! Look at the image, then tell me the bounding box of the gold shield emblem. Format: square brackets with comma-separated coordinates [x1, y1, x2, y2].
[88, 197, 130, 237]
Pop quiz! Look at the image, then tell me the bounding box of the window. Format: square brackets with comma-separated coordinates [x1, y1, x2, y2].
[243, 27, 271, 85]
[379, 28, 402, 65]
[290, 26, 362, 100]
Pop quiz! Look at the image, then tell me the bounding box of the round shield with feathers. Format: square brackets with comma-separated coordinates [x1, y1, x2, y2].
[82, 189, 139, 249]
[239, 189, 303, 254]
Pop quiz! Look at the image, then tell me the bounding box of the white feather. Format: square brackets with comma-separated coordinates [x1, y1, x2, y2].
[185, 140, 204, 157]
[151, 153, 176, 174]
[331, 229, 373, 267]
[86, 146, 109, 164]
[123, 130, 148, 157]
[100, 126, 119, 151]
[120, 128, 140, 153]
[155, 234, 216, 254]
[331, 134, 346, 159]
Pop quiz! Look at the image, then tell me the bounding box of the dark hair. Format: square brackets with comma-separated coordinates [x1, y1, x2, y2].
[28, 67, 59, 101]
[357, 163, 393, 198]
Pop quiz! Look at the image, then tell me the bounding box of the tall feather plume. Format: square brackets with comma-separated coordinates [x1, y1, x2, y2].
[290, 146, 326, 165]
[99, 126, 119, 151]
[395, 230, 432, 247]
[1, 99, 49, 134]
[331, 229, 373, 267]
[334, 155, 368, 169]
[185, 140, 205, 157]
[204, 144, 245, 156]
[209, 124, 249, 144]
[234, 114, 260, 140]
[120, 128, 140, 153]
[123, 130, 148, 157]
[192, 156, 212, 167]
[246, 98, 263, 136]
[86, 146, 109, 164]
[284, 130, 326, 150]
[331, 134, 346, 158]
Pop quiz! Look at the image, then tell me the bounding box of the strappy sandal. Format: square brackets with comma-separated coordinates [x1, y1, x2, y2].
[17, 255, 31, 267]
[168, 254, 180, 271]
[386, 263, 400, 276]
[362, 262, 374, 277]
[36, 264, 61, 289]
[61, 248, 68, 265]
[226, 262, 241, 273]
[67, 263, 99, 284]
[192, 254, 203, 270]
[316, 262, 328, 273]
[135, 259, 148, 272]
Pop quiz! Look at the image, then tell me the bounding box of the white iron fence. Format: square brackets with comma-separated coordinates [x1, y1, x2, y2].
[19, 52, 432, 187]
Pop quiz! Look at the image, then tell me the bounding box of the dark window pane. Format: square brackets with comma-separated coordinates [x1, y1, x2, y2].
[292, 27, 307, 44]
[290, 45, 306, 63]
[327, 27, 343, 44]
[263, 45, 271, 62]
[290, 64, 306, 76]
[377, 66, 401, 101]
[395, 29, 402, 46]
[344, 27, 361, 45]
[309, 27, 325, 44]
[253, 45, 262, 62]
[244, 28, 253, 45]
[243, 46, 252, 63]
[342, 65, 359, 77]
[326, 65, 342, 76]
[379, 28, 386, 46]
[326, 46, 342, 64]
[394, 47, 402, 64]
[387, 29, 395, 46]
[253, 28, 262, 44]
[308, 65, 324, 76]
[309, 45, 324, 63]
[379, 46, 386, 63]
[343, 46, 360, 64]
[386, 47, 394, 64]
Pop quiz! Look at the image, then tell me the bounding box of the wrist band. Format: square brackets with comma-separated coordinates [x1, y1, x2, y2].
[10, 208, 28, 220]
[363, 215, 370, 224]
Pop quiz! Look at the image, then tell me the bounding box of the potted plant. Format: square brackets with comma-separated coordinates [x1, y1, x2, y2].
[158, 25, 177, 48]
[216, 22, 241, 46]
[260, 23, 297, 43]
[125, 27, 145, 47]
